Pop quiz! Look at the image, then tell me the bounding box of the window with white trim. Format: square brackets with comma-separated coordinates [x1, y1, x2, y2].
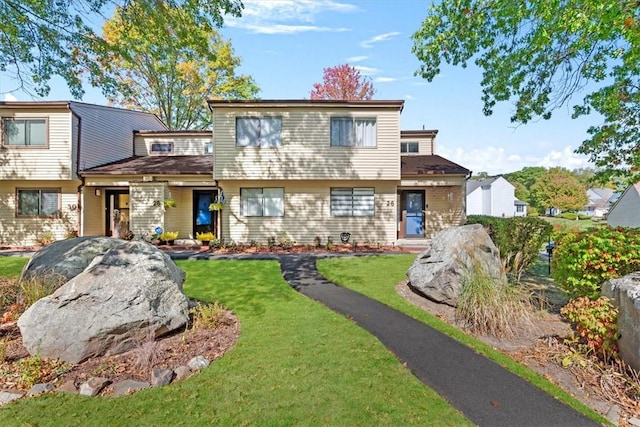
[241, 188, 284, 217]
[150, 142, 173, 153]
[236, 117, 282, 147]
[204, 142, 213, 154]
[17, 189, 60, 217]
[401, 142, 419, 153]
[330, 188, 374, 217]
[330, 117, 376, 147]
[2, 118, 47, 147]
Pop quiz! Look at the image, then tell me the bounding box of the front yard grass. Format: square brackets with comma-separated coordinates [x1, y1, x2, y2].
[0, 257, 470, 426]
[316, 254, 609, 425]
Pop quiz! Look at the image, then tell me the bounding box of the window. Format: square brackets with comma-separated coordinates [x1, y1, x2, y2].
[2, 118, 47, 147]
[516, 204, 525, 213]
[241, 188, 284, 217]
[150, 142, 173, 153]
[330, 117, 376, 147]
[17, 189, 60, 217]
[401, 142, 419, 153]
[330, 188, 374, 217]
[236, 117, 282, 147]
[204, 142, 213, 154]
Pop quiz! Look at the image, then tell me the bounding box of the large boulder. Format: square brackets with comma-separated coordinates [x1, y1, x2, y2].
[18, 239, 189, 363]
[21, 236, 125, 282]
[602, 272, 640, 371]
[407, 224, 506, 307]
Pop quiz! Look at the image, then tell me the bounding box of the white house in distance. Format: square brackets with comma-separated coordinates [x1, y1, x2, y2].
[466, 176, 524, 218]
[607, 183, 640, 228]
[580, 187, 616, 217]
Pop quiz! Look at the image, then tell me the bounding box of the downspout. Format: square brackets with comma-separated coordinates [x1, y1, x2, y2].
[207, 101, 222, 240]
[70, 104, 83, 237]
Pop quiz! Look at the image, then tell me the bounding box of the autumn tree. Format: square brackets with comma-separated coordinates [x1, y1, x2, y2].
[412, 0, 640, 184]
[310, 64, 375, 100]
[0, 0, 242, 99]
[530, 169, 588, 213]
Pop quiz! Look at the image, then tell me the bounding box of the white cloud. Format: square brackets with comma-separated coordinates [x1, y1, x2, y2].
[226, 0, 356, 34]
[438, 145, 591, 175]
[353, 65, 379, 76]
[346, 55, 369, 63]
[404, 94, 414, 100]
[3, 93, 17, 101]
[360, 31, 400, 48]
[374, 77, 396, 83]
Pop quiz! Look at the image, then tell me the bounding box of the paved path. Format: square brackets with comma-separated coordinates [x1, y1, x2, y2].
[277, 254, 598, 427]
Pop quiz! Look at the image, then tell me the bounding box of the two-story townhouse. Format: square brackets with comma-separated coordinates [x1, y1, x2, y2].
[208, 99, 471, 245]
[0, 101, 166, 246]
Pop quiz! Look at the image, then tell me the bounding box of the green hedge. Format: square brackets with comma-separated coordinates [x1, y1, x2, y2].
[556, 212, 591, 220]
[551, 227, 640, 299]
[466, 215, 552, 281]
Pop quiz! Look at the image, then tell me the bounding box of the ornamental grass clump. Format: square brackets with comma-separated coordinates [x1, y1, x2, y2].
[455, 268, 533, 338]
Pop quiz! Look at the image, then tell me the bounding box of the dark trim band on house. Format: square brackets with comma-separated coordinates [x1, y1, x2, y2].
[207, 99, 405, 112]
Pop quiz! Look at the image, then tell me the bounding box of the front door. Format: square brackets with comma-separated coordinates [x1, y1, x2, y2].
[105, 190, 130, 237]
[404, 190, 425, 237]
[193, 190, 217, 236]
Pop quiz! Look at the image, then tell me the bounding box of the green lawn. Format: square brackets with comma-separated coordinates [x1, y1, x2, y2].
[316, 255, 609, 425]
[0, 257, 470, 426]
[0, 256, 28, 277]
[541, 215, 606, 232]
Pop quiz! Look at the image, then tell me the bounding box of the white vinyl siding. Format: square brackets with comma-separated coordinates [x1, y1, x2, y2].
[330, 188, 374, 217]
[607, 184, 640, 228]
[213, 106, 401, 180]
[241, 188, 284, 217]
[236, 117, 282, 147]
[134, 133, 212, 156]
[330, 117, 376, 147]
[2, 118, 47, 147]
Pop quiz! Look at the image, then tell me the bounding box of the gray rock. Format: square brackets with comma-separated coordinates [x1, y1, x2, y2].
[111, 380, 150, 397]
[79, 377, 111, 396]
[602, 272, 640, 371]
[151, 367, 174, 387]
[187, 356, 210, 371]
[27, 383, 55, 396]
[407, 224, 506, 307]
[21, 237, 125, 282]
[0, 389, 24, 405]
[174, 365, 192, 381]
[56, 380, 78, 393]
[18, 240, 189, 363]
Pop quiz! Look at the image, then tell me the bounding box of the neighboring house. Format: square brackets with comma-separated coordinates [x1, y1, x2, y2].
[579, 187, 615, 217]
[607, 183, 640, 228]
[0, 101, 166, 246]
[466, 176, 520, 218]
[1, 99, 471, 246]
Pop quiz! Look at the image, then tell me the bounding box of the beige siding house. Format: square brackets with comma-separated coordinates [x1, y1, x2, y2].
[0, 101, 166, 246]
[209, 100, 471, 245]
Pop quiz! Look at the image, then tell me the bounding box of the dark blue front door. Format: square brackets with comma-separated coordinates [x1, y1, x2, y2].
[404, 191, 424, 237]
[193, 191, 217, 235]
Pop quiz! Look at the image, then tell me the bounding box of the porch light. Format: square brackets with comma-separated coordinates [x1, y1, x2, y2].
[95, 189, 102, 197]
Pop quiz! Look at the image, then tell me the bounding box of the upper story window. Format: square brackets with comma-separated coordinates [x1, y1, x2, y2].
[330, 117, 376, 147]
[401, 142, 419, 153]
[150, 142, 173, 154]
[2, 118, 47, 147]
[204, 142, 213, 154]
[236, 117, 282, 147]
[16, 189, 60, 217]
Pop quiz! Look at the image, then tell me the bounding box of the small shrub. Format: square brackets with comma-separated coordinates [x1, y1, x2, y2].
[278, 231, 295, 249]
[551, 227, 640, 299]
[19, 274, 66, 307]
[18, 354, 43, 388]
[267, 236, 276, 249]
[158, 231, 179, 242]
[35, 231, 55, 246]
[190, 302, 227, 330]
[132, 328, 163, 371]
[560, 296, 619, 361]
[455, 269, 533, 338]
[313, 236, 322, 248]
[196, 232, 215, 242]
[0, 277, 21, 310]
[326, 236, 334, 250]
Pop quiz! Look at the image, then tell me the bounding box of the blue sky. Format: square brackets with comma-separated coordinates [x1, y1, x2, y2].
[2, 0, 600, 175]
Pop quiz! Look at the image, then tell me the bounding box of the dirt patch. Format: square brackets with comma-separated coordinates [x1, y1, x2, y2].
[396, 280, 633, 424]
